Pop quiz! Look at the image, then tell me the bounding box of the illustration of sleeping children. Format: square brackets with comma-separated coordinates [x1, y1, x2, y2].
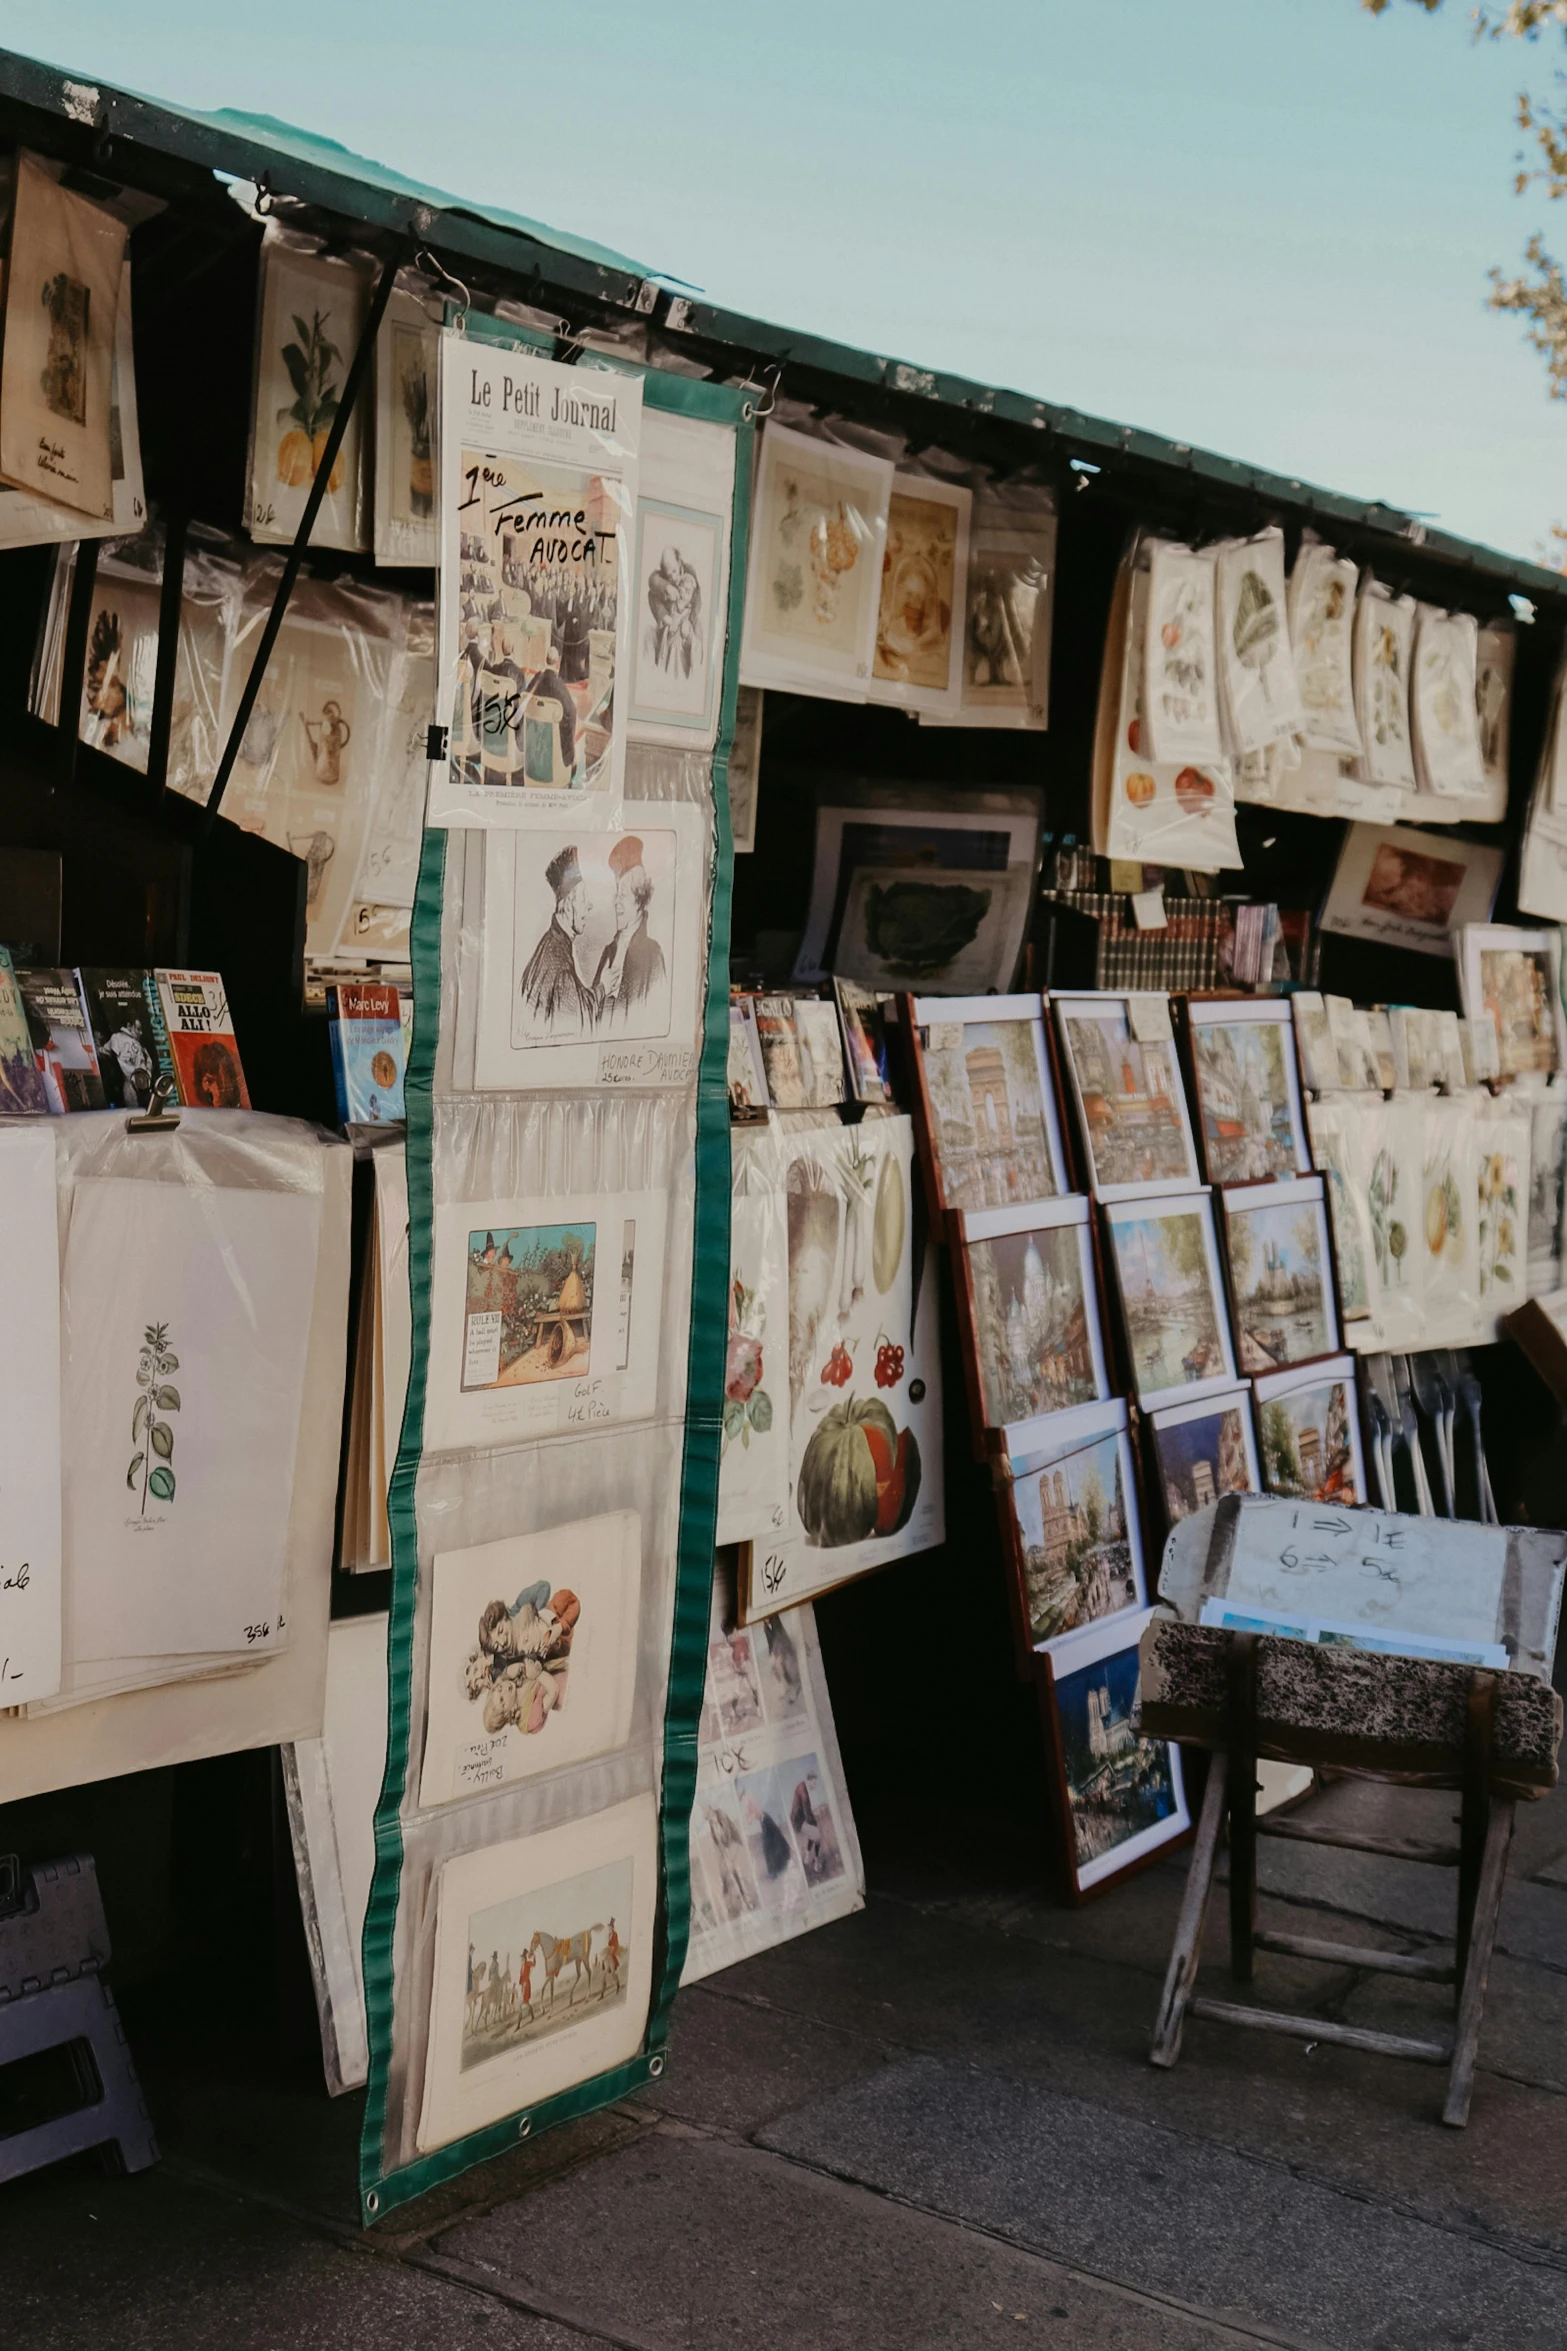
[464, 1579, 582, 1739]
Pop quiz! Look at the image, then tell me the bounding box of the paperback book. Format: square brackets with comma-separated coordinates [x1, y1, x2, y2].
[16, 967, 106, 1112]
[153, 969, 251, 1108]
[328, 980, 406, 1124]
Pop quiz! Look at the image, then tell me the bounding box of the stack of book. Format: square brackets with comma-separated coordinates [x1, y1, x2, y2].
[0, 953, 249, 1115]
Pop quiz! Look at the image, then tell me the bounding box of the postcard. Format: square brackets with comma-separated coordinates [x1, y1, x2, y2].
[997, 1398, 1145, 1648]
[909, 994, 1067, 1215]
[430, 337, 641, 829]
[474, 803, 705, 1090]
[1041, 1609, 1189, 1898]
[1103, 1188, 1236, 1408]
[727, 997, 770, 1119]
[833, 979, 895, 1106]
[739, 421, 892, 696]
[1186, 999, 1308, 1186]
[752, 995, 845, 1109]
[418, 1792, 657, 2151]
[954, 1196, 1108, 1432]
[417, 1514, 640, 1808]
[0, 1129, 62, 1702]
[1054, 993, 1200, 1200]
[794, 784, 1041, 986]
[425, 1188, 666, 1452]
[1220, 1176, 1338, 1376]
[628, 404, 735, 749]
[0, 156, 127, 520]
[1252, 1355, 1367, 1506]
[1321, 822, 1503, 960]
[247, 237, 371, 553]
[867, 474, 970, 716]
[1149, 1386, 1260, 1527]
[1459, 925, 1566, 1080]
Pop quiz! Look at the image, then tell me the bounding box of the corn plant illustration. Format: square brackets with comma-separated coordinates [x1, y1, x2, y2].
[277, 309, 345, 492]
[1231, 569, 1280, 703]
[127, 1322, 180, 1513]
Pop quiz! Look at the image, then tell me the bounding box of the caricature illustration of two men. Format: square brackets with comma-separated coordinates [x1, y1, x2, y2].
[517, 836, 668, 1038]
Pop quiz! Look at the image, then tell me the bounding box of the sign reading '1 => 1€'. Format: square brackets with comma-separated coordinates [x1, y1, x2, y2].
[427, 338, 643, 832]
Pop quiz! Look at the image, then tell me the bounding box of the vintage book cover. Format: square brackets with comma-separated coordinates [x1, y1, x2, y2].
[328, 980, 406, 1123]
[153, 969, 251, 1107]
[81, 967, 171, 1110]
[0, 946, 49, 1114]
[16, 965, 106, 1111]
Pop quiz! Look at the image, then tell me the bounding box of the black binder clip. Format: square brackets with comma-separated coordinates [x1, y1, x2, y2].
[426, 724, 449, 762]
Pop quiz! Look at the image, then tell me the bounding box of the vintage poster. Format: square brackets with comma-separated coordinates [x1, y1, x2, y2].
[1043, 1609, 1189, 1896]
[834, 863, 1032, 995]
[1187, 1001, 1309, 1186]
[867, 474, 970, 717]
[59, 1177, 321, 1664]
[0, 155, 127, 520]
[0, 254, 144, 547]
[474, 802, 706, 1090]
[717, 1128, 791, 1550]
[246, 238, 371, 553]
[418, 1792, 657, 2152]
[425, 1187, 666, 1453]
[373, 286, 439, 567]
[998, 1399, 1146, 1649]
[430, 336, 641, 829]
[684, 1585, 862, 1983]
[0, 1129, 62, 1702]
[739, 421, 892, 697]
[1321, 822, 1503, 960]
[921, 494, 1054, 729]
[743, 1116, 943, 1619]
[417, 1514, 641, 1808]
[628, 404, 734, 750]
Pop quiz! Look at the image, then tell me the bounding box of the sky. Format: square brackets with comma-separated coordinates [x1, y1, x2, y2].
[10, 0, 1566, 561]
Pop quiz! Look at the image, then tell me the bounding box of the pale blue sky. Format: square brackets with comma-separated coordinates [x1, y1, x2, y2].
[10, 1, 1564, 559]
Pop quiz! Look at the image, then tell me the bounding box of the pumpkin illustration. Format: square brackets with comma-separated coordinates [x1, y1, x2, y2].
[797, 1395, 921, 1548]
[1125, 770, 1157, 807]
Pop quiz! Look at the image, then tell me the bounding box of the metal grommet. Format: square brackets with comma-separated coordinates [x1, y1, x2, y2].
[648, 2053, 666, 2079]
[742, 402, 756, 423]
[517, 2116, 532, 2139]
[365, 2190, 379, 2216]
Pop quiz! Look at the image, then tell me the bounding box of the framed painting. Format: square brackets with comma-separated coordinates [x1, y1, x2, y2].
[951, 1195, 1109, 1442]
[994, 1397, 1146, 1655]
[1184, 998, 1309, 1187]
[1459, 924, 1566, 1082]
[1321, 822, 1503, 960]
[1053, 992, 1201, 1201]
[1036, 1610, 1190, 1903]
[1252, 1354, 1367, 1506]
[1101, 1188, 1236, 1409]
[1218, 1175, 1339, 1376]
[906, 991, 1068, 1219]
[1146, 1385, 1260, 1536]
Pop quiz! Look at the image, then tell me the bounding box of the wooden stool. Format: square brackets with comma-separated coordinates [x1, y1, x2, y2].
[1143, 1625, 1557, 2127]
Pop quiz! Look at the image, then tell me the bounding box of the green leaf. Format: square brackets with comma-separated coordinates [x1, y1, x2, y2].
[156, 1387, 180, 1412]
[723, 1398, 746, 1439]
[133, 1395, 149, 1439]
[148, 1466, 175, 1502]
[749, 1389, 774, 1434]
[127, 1451, 144, 1490]
[1494, 1264, 1513, 1282]
[159, 1354, 179, 1371]
[1232, 569, 1279, 678]
[150, 1421, 174, 1460]
[281, 342, 311, 399]
[291, 313, 312, 348]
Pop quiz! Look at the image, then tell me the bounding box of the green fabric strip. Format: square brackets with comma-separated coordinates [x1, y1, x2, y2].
[358, 358, 751, 2224]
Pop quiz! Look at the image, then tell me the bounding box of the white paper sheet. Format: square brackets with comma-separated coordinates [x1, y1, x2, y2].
[0, 1128, 62, 1702]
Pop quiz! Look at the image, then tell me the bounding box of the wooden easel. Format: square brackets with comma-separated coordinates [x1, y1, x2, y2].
[1150, 1635, 1516, 2128]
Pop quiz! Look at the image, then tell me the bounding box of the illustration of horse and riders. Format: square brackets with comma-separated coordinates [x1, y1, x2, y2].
[461, 1913, 625, 2066]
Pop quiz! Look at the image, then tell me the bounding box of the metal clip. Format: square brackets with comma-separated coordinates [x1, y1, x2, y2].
[739, 362, 781, 424]
[426, 723, 449, 762]
[127, 1075, 181, 1136]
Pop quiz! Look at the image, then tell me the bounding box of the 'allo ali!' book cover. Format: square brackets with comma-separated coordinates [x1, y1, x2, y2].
[15, 966, 107, 1112]
[328, 979, 406, 1123]
[153, 969, 251, 1107]
[0, 946, 49, 1114]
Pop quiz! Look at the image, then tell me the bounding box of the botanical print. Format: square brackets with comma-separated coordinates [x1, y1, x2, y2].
[128, 1322, 180, 1515]
[1011, 1429, 1139, 1643]
[1111, 566, 1240, 869]
[1215, 529, 1301, 755]
[1421, 1127, 1467, 1307]
[462, 1858, 630, 2072]
[1317, 1149, 1372, 1322]
[1153, 1403, 1254, 1524]
[1354, 588, 1417, 789]
[513, 831, 673, 1043]
[872, 483, 964, 701]
[390, 315, 433, 521]
[1527, 1092, 1567, 1294]
[1475, 623, 1514, 798]
[1480, 948, 1559, 1078]
[1412, 609, 1483, 796]
[1061, 1009, 1196, 1194]
[1368, 1137, 1412, 1298]
[719, 1143, 790, 1547]
[922, 1015, 1060, 1211]
[248, 242, 368, 551]
[1191, 1017, 1301, 1184]
[462, 1222, 599, 1390]
[1477, 1134, 1524, 1302]
[968, 1222, 1100, 1425]
[1257, 1375, 1360, 1504]
[1224, 1196, 1331, 1374]
[1289, 544, 1360, 754]
[724, 1267, 777, 1463]
[1054, 1641, 1180, 1871]
[835, 865, 1030, 994]
[1144, 543, 1220, 764]
[1107, 1205, 1227, 1398]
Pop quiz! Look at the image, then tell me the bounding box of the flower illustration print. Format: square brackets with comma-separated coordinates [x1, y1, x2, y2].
[128, 1320, 180, 1512]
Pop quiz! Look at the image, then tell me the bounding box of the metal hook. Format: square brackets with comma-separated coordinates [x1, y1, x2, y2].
[416, 247, 470, 328]
[740, 362, 782, 424]
[254, 173, 275, 218]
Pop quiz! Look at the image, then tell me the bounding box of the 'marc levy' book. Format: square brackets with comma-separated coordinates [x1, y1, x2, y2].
[328, 980, 406, 1123]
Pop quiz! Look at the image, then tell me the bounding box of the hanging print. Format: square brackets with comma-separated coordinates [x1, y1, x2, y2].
[247, 237, 372, 553]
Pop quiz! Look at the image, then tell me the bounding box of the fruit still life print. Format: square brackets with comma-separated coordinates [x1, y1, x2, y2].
[277, 307, 346, 492]
[127, 1320, 179, 1513]
[797, 1394, 921, 1547]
